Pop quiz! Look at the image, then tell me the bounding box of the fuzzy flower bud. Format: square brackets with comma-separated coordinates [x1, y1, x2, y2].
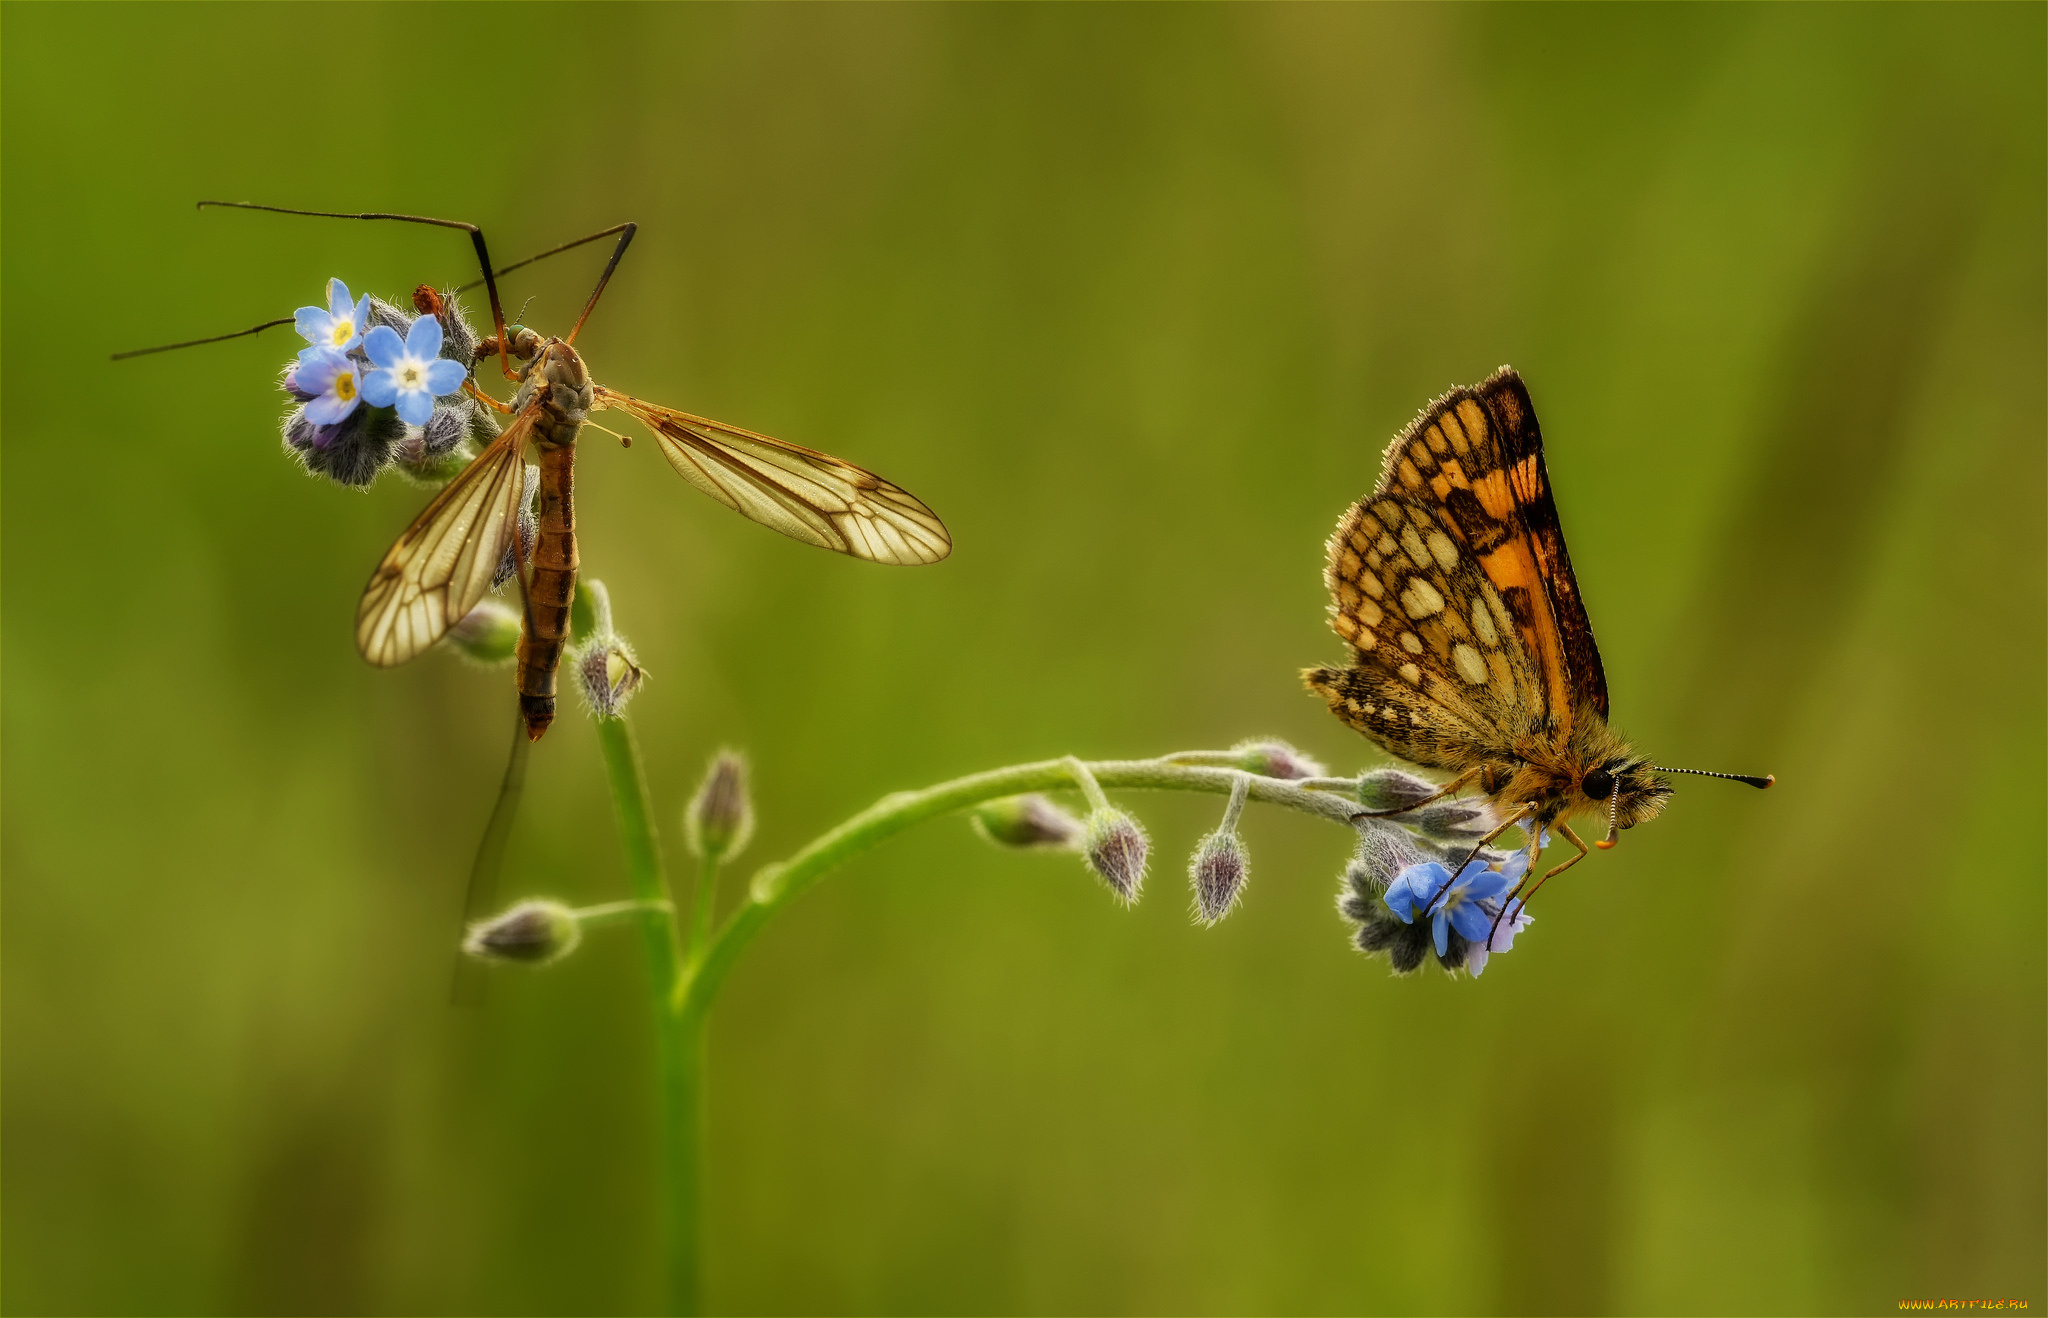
[1356, 767, 1442, 814]
[463, 899, 582, 965]
[972, 794, 1084, 849]
[1190, 830, 1248, 926]
[685, 752, 754, 864]
[576, 635, 646, 719]
[1229, 739, 1327, 780]
[1083, 807, 1149, 903]
[448, 598, 521, 665]
[1409, 801, 1500, 844]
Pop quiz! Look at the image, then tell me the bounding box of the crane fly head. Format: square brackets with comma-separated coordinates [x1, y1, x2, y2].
[506, 324, 544, 366]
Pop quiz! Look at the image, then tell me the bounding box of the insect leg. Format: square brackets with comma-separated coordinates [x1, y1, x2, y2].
[111, 316, 295, 361]
[195, 201, 518, 380]
[452, 708, 534, 1005]
[1488, 821, 1590, 942]
[1350, 765, 1482, 819]
[564, 223, 637, 345]
[1422, 802, 1533, 911]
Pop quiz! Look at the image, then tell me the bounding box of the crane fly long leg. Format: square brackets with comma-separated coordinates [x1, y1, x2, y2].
[457, 221, 637, 302]
[111, 316, 295, 361]
[195, 200, 517, 379]
[451, 708, 534, 1006]
[565, 223, 636, 345]
[593, 386, 952, 565]
[465, 379, 515, 415]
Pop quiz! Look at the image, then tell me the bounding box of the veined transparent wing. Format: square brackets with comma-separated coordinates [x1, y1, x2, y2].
[356, 408, 536, 666]
[593, 385, 951, 565]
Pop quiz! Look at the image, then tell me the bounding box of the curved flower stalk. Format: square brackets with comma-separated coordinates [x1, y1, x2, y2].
[458, 581, 1542, 1314]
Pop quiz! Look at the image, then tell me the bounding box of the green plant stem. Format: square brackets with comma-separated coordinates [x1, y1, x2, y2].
[592, 713, 698, 1314]
[687, 855, 720, 963]
[597, 740, 1366, 1316]
[676, 756, 1362, 1018]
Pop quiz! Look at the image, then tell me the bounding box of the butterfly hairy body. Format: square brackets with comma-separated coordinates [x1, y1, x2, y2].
[1303, 367, 1672, 852]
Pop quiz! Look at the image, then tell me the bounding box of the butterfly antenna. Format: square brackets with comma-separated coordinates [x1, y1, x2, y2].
[1652, 766, 1776, 789]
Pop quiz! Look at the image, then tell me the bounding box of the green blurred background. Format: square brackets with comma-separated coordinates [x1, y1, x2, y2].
[4, 5, 2042, 1314]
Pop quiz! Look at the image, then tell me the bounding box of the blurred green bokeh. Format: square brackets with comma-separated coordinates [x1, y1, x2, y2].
[4, 5, 2041, 1314]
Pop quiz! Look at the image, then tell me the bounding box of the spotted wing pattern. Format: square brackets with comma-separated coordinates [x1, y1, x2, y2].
[1312, 493, 1548, 768]
[1371, 368, 1608, 723]
[356, 410, 534, 667]
[594, 386, 951, 566]
[1306, 367, 1607, 767]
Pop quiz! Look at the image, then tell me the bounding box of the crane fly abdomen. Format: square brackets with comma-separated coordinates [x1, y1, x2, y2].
[513, 341, 594, 740]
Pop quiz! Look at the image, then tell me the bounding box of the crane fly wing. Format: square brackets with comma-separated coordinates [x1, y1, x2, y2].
[593, 385, 951, 565]
[356, 409, 536, 667]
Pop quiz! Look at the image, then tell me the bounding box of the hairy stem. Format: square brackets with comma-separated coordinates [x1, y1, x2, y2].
[676, 756, 1362, 1020]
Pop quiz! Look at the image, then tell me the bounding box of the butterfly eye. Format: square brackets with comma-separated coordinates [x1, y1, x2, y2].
[1582, 767, 1615, 801]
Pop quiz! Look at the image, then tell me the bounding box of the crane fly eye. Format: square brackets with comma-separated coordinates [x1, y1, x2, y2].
[1582, 767, 1615, 801]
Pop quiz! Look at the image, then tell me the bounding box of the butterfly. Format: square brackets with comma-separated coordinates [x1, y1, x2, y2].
[1304, 367, 1769, 912]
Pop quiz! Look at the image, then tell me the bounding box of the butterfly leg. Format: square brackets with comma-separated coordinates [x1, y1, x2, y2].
[1489, 821, 1590, 941]
[1350, 766, 1482, 820]
[1424, 802, 1534, 910]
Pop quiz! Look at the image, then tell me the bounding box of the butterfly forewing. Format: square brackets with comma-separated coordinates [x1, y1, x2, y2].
[356, 411, 534, 667]
[1362, 370, 1606, 733]
[593, 386, 952, 566]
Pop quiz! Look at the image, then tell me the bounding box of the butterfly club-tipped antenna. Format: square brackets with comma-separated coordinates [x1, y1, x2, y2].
[1594, 763, 1774, 851]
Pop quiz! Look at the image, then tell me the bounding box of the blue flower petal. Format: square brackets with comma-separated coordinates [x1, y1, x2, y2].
[1448, 896, 1496, 943]
[349, 295, 370, 332]
[294, 347, 344, 392]
[1461, 868, 1510, 903]
[1384, 862, 1443, 924]
[395, 389, 435, 426]
[327, 279, 354, 321]
[306, 391, 362, 426]
[1467, 946, 1491, 976]
[360, 370, 399, 408]
[294, 306, 330, 344]
[1499, 851, 1531, 884]
[363, 325, 406, 368]
[423, 358, 466, 396]
[404, 314, 444, 360]
[1432, 908, 1450, 957]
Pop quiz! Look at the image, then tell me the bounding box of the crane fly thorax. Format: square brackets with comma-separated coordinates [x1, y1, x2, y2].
[513, 338, 594, 452]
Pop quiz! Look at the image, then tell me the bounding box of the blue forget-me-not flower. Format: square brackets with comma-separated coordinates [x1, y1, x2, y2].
[1378, 849, 1535, 974]
[293, 346, 366, 426]
[362, 316, 466, 425]
[296, 278, 369, 353]
[1463, 890, 1532, 978]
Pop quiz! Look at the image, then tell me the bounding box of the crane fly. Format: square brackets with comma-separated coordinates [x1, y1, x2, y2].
[120, 203, 952, 740]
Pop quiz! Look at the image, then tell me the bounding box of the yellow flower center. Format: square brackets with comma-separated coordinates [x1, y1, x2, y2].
[335, 372, 357, 402]
[329, 321, 353, 346]
[401, 366, 422, 388]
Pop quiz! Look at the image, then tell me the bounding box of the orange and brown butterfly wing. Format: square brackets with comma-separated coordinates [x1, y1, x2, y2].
[1309, 490, 1547, 769]
[1470, 369, 1608, 719]
[355, 405, 537, 667]
[592, 386, 951, 566]
[1367, 368, 1608, 729]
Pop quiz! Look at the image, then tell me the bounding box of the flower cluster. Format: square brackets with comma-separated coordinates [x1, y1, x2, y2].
[1338, 826, 1534, 977]
[279, 278, 496, 487]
